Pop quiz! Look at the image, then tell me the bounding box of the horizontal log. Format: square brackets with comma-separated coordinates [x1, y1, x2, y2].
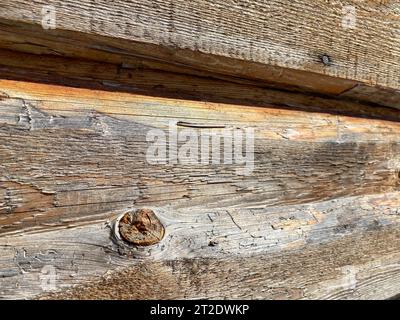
[0, 1, 399, 101]
[1, 79, 400, 236]
[0, 79, 399, 299]
[0, 17, 358, 97]
[1, 192, 400, 299]
[0, 49, 398, 113]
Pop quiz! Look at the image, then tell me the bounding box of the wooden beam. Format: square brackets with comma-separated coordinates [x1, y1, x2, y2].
[0, 79, 400, 299]
[2, 195, 400, 300]
[0, 18, 359, 97]
[0, 48, 398, 114]
[1, 0, 399, 301]
[0, 1, 399, 96]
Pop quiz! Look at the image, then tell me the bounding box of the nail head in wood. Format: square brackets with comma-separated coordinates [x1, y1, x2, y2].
[118, 208, 164, 246]
[320, 54, 332, 66]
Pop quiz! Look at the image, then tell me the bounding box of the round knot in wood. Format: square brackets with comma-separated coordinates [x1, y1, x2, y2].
[118, 209, 164, 246]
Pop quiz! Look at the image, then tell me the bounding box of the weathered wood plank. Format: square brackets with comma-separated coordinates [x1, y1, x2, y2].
[0, 79, 399, 299]
[0, 21, 360, 96]
[0, 49, 398, 113]
[0, 1, 399, 93]
[1, 192, 400, 299]
[0, 0, 399, 300]
[0, 79, 400, 235]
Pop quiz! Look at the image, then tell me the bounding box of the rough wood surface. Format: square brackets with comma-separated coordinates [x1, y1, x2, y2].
[0, 48, 398, 114]
[0, 79, 400, 299]
[1, 193, 400, 300]
[0, 0, 399, 94]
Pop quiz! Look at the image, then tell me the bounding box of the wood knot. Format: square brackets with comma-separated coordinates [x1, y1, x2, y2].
[118, 209, 164, 246]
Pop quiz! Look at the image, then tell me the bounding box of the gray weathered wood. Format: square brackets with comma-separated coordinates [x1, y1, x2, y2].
[0, 79, 400, 299]
[2, 192, 400, 299]
[0, 1, 399, 98]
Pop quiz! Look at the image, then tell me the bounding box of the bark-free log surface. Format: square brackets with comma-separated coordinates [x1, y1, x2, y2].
[0, 79, 400, 299]
[0, 48, 399, 114]
[0, 1, 399, 97]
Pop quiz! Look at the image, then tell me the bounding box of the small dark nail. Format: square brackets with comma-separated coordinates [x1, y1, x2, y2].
[118, 208, 164, 246]
[320, 54, 332, 66]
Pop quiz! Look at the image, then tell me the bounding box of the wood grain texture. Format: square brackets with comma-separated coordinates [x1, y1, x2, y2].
[0, 49, 399, 118]
[0, 79, 400, 299]
[0, 0, 399, 92]
[0, 19, 360, 97]
[341, 84, 400, 110]
[1, 193, 400, 300]
[0, 48, 398, 113]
